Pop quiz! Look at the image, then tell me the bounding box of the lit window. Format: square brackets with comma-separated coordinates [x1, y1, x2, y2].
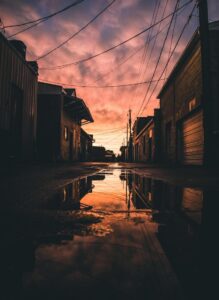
[64, 126, 69, 141]
[189, 98, 196, 111]
[149, 129, 153, 138]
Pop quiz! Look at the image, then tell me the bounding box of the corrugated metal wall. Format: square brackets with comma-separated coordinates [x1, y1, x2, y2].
[0, 34, 38, 160]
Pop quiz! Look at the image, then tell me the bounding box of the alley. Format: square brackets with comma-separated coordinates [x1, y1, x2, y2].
[1, 1, 219, 299]
[1, 162, 218, 300]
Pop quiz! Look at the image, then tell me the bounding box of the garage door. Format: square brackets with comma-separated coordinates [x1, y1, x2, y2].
[182, 110, 204, 165]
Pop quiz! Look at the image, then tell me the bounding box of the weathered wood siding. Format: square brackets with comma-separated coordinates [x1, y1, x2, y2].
[0, 33, 38, 160]
[134, 121, 154, 162]
[159, 39, 203, 165]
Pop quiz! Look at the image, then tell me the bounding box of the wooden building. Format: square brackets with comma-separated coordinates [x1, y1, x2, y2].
[37, 83, 93, 161]
[80, 129, 93, 161]
[91, 146, 106, 161]
[105, 150, 116, 162]
[133, 110, 161, 163]
[46, 176, 93, 210]
[158, 21, 219, 166]
[0, 33, 38, 162]
[119, 145, 127, 162]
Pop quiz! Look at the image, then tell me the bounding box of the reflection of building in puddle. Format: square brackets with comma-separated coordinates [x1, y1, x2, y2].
[129, 174, 207, 296]
[130, 174, 203, 226]
[46, 177, 93, 210]
[90, 174, 106, 181]
[131, 174, 153, 209]
[181, 188, 203, 225]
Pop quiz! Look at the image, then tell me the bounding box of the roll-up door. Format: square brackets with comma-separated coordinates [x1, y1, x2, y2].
[181, 110, 204, 165]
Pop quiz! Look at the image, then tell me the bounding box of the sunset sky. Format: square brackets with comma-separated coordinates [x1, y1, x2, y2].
[1, 0, 219, 154]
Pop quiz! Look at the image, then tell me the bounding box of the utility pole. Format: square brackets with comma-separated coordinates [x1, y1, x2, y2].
[128, 109, 133, 162]
[197, 0, 213, 166]
[128, 109, 132, 141]
[126, 123, 128, 161]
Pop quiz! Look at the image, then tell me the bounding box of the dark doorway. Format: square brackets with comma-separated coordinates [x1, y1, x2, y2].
[10, 84, 23, 159]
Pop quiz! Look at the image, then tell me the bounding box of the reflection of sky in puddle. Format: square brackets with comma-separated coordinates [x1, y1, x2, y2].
[82, 169, 135, 212]
[22, 212, 156, 300]
[19, 168, 208, 299]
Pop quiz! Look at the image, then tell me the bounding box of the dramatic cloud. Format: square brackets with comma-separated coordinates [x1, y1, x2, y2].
[1, 0, 218, 154]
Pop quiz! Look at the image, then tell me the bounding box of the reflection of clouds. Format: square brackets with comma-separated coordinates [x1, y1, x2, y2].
[23, 213, 153, 297]
[1, 0, 219, 152]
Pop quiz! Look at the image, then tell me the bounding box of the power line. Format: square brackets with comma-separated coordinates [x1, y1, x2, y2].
[132, 0, 168, 118]
[165, 0, 179, 78]
[141, 3, 196, 114]
[98, 131, 126, 145]
[39, 0, 193, 71]
[127, 0, 161, 112]
[6, 0, 86, 38]
[4, 0, 86, 28]
[36, 0, 116, 61]
[38, 77, 166, 88]
[136, 0, 180, 117]
[93, 20, 171, 85]
[89, 126, 126, 132]
[93, 128, 126, 136]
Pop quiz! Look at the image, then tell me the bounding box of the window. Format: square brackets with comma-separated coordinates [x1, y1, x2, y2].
[189, 98, 196, 111]
[149, 129, 153, 138]
[64, 126, 69, 141]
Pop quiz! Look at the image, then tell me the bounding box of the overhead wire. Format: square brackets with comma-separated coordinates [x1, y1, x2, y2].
[164, 2, 179, 78]
[38, 78, 166, 88]
[36, 0, 116, 61]
[91, 127, 126, 136]
[131, 0, 169, 119]
[39, 0, 193, 70]
[4, 0, 86, 28]
[141, 3, 196, 114]
[93, 20, 171, 85]
[136, 0, 180, 117]
[6, 0, 86, 38]
[129, 0, 161, 110]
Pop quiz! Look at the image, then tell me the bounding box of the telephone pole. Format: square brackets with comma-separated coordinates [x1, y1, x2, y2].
[197, 0, 213, 166]
[128, 109, 133, 162]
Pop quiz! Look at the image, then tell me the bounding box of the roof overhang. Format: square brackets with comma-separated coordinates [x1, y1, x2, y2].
[64, 95, 94, 123]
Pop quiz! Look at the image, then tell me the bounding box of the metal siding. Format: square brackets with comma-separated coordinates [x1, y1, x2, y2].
[0, 34, 38, 160]
[182, 110, 204, 165]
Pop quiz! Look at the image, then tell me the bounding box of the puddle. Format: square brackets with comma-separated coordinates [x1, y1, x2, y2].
[1, 167, 215, 300]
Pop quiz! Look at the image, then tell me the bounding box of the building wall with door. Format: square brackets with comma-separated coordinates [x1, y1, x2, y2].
[61, 109, 81, 161]
[133, 110, 161, 163]
[134, 119, 154, 162]
[133, 117, 153, 162]
[0, 33, 38, 162]
[80, 129, 93, 161]
[91, 146, 106, 161]
[158, 22, 219, 166]
[37, 82, 93, 162]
